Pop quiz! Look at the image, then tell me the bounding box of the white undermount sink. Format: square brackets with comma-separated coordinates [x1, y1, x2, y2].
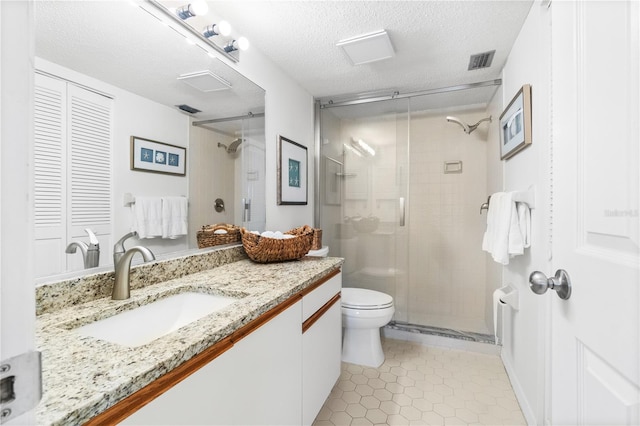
[75, 292, 238, 348]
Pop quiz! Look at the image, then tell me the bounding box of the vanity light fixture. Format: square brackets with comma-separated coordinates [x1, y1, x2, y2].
[175, 0, 208, 20]
[351, 138, 376, 157]
[203, 21, 232, 38]
[343, 143, 363, 158]
[224, 37, 250, 53]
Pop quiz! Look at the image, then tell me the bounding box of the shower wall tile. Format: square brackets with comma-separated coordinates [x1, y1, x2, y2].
[408, 110, 489, 335]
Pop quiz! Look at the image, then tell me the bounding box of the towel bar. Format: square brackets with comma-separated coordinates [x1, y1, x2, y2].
[123, 193, 188, 206]
[480, 185, 536, 214]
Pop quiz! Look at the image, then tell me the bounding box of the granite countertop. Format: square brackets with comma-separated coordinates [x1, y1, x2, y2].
[35, 256, 343, 425]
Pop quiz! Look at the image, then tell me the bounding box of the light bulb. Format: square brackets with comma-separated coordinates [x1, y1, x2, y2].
[190, 0, 208, 16]
[218, 20, 232, 36]
[176, 1, 207, 19]
[237, 36, 250, 51]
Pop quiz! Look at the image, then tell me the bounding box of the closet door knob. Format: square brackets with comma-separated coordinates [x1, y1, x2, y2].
[529, 269, 572, 300]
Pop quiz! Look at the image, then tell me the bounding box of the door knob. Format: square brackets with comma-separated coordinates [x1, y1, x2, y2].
[529, 269, 572, 300]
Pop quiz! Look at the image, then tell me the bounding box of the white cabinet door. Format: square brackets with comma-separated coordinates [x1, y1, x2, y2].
[302, 301, 342, 426]
[550, 1, 640, 424]
[120, 347, 237, 425]
[232, 300, 303, 425]
[121, 301, 303, 425]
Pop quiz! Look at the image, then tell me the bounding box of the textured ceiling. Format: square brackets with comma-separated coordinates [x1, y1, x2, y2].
[210, 0, 533, 102]
[35, 1, 533, 119]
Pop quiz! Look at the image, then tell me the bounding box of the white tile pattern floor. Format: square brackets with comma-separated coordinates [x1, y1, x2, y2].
[313, 338, 526, 426]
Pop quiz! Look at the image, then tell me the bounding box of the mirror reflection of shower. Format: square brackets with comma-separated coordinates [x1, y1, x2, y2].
[218, 138, 244, 154]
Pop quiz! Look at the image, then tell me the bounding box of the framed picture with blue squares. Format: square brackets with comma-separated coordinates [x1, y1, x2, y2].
[277, 135, 307, 205]
[130, 136, 186, 176]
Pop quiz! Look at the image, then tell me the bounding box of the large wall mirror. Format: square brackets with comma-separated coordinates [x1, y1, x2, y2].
[34, 1, 266, 281]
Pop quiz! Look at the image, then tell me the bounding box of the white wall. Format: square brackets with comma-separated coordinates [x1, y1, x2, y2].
[35, 58, 191, 261]
[497, 1, 551, 424]
[1, 2, 38, 423]
[229, 48, 315, 231]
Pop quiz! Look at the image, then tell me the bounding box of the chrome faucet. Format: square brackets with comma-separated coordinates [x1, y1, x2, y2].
[112, 245, 155, 300]
[65, 228, 100, 268]
[113, 231, 138, 267]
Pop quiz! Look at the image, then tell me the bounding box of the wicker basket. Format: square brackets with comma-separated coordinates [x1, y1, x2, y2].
[197, 223, 241, 248]
[241, 225, 314, 263]
[311, 228, 323, 250]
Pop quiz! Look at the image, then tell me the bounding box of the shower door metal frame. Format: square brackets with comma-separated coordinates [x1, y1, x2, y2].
[313, 78, 502, 225]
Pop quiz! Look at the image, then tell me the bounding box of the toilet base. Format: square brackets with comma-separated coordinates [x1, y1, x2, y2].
[342, 327, 385, 368]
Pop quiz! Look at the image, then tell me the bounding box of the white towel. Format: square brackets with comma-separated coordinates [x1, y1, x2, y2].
[516, 202, 531, 248]
[482, 192, 512, 264]
[482, 192, 531, 265]
[161, 196, 188, 239]
[131, 196, 163, 239]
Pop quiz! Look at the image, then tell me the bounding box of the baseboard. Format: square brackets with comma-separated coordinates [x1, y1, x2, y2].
[501, 351, 536, 425]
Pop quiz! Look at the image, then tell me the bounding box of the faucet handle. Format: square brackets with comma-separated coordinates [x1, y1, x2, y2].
[114, 231, 138, 253]
[85, 228, 99, 246]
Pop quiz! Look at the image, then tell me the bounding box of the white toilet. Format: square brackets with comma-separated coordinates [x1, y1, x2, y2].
[341, 287, 395, 367]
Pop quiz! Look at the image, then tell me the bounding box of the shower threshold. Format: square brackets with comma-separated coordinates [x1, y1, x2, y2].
[386, 321, 496, 345]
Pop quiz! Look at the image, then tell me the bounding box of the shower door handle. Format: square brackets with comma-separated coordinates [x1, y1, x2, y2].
[242, 198, 251, 222]
[399, 197, 406, 227]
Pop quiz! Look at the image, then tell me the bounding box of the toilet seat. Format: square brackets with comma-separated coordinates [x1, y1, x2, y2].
[341, 287, 393, 310]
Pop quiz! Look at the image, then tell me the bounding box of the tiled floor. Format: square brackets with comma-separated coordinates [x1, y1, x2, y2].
[313, 338, 526, 426]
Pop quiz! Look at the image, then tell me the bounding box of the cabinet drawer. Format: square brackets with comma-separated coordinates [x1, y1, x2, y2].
[302, 272, 341, 322]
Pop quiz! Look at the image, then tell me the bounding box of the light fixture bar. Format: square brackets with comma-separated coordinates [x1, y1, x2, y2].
[145, 0, 239, 63]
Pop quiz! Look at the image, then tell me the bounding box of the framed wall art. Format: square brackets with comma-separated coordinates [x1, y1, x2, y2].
[131, 136, 186, 176]
[499, 84, 532, 160]
[277, 135, 307, 205]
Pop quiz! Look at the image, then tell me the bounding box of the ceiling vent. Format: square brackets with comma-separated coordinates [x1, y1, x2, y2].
[468, 50, 495, 71]
[337, 30, 395, 66]
[176, 104, 201, 114]
[177, 71, 232, 92]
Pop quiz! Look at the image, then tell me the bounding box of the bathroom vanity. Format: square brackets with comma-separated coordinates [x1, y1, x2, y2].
[34, 247, 343, 425]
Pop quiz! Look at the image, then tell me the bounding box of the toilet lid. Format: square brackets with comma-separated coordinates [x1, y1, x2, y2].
[341, 287, 394, 310]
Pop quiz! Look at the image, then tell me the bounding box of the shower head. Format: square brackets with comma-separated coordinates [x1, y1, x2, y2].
[227, 138, 243, 153]
[446, 115, 492, 134]
[217, 138, 244, 154]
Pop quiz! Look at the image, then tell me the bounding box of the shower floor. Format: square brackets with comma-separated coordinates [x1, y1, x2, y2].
[387, 321, 495, 345]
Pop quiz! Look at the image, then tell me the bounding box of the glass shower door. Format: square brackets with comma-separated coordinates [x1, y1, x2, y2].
[319, 99, 409, 323]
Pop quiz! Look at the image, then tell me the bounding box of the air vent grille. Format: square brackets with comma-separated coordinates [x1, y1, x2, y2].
[176, 104, 201, 114]
[468, 50, 495, 70]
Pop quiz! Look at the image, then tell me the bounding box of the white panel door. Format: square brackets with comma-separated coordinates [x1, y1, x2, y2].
[550, 1, 640, 424]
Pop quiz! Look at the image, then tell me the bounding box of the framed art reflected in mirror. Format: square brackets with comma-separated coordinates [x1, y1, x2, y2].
[131, 136, 186, 176]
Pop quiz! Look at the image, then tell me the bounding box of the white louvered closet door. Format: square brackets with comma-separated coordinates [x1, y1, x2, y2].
[33, 74, 113, 277]
[34, 74, 68, 277]
[66, 83, 112, 271]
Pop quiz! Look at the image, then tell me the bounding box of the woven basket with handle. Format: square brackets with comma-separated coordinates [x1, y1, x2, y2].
[197, 223, 241, 248]
[241, 225, 314, 263]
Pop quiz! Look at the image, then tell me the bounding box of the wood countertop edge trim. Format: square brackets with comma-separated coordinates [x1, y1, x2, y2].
[302, 292, 341, 334]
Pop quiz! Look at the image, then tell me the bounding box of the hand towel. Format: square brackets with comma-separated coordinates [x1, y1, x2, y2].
[516, 201, 531, 248]
[482, 192, 514, 265]
[161, 196, 188, 239]
[508, 201, 525, 256]
[131, 196, 163, 239]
